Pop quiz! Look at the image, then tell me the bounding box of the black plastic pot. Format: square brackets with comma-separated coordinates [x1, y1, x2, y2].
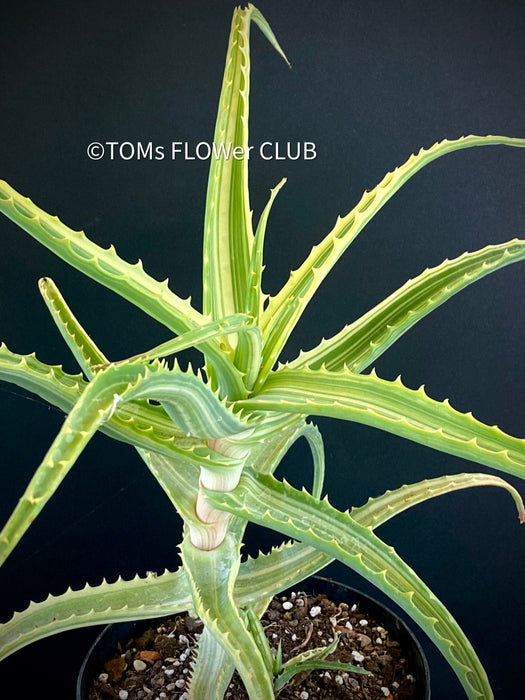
[77, 575, 430, 699]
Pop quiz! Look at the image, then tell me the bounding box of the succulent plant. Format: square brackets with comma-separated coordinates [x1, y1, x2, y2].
[0, 4, 524, 698]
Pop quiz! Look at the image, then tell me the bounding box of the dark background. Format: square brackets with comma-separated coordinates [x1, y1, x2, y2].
[1, 0, 524, 697]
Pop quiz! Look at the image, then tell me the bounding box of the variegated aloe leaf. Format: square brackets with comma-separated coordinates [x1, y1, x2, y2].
[0, 543, 319, 664]
[352, 471, 525, 526]
[0, 360, 153, 565]
[3, 468, 519, 662]
[0, 180, 247, 398]
[37, 276, 257, 474]
[244, 178, 287, 325]
[0, 343, 86, 415]
[0, 359, 250, 565]
[127, 314, 259, 367]
[243, 414, 324, 492]
[288, 238, 525, 372]
[233, 470, 524, 610]
[275, 656, 369, 693]
[234, 178, 287, 390]
[188, 579, 276, 699]
[8, 456, 517, 666]
[270, 633, 369, 693]
[233, 321, 263, 394]
[0, 344, 241, 472]
[8, 363, 249, 648]
[0, 568, 191, 661]
[244, 605, 275, 676]
[0, 181, 202, 334]
[188, 626, 236, 700]
[241, 366, 525, 479]
[205, 470, 495, 699]
[292, 421, 325, 498]
[257, 135, 525, 388]
[39, 275, 259, 375]
[180, 534, 275, 700]
[202, 5, 287, 323]
[39, 277, 108, 376]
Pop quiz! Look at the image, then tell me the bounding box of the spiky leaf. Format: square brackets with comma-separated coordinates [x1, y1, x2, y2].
[205, 470, 495, 699]
[258, 135, 525, 386]
[181, 534, 274, 700]
[241, 366, 525, 479]
[289, 238, 525, 372]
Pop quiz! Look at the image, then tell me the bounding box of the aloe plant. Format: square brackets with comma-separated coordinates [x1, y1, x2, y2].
[0, 4, 524, 698]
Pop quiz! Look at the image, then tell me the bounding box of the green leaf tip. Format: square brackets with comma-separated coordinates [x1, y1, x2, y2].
[248, 5, 291, 68]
